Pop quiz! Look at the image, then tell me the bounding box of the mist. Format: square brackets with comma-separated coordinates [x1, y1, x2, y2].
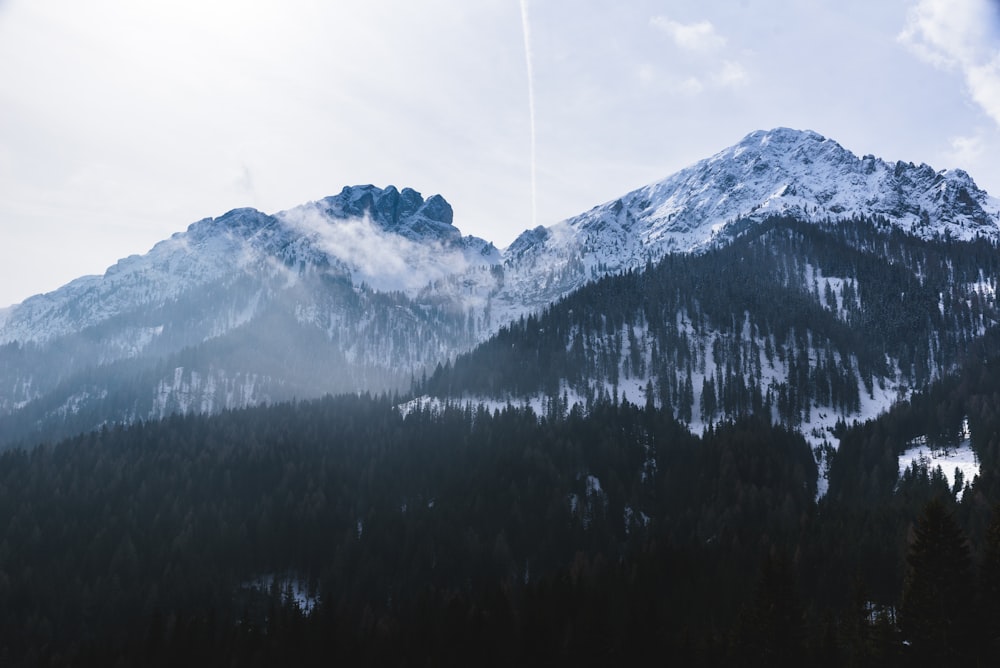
[278, 204, 474, 295]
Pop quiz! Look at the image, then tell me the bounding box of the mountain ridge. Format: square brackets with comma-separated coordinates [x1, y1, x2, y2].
[500, 128, 1000, 309]
[2, 127, 1000, 446]
[5, 127, 998, 347]
[0, 185, 497, 345]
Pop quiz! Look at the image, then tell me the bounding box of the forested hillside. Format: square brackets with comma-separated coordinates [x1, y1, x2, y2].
[0, 380, 998, 665]
[0, 270, 479, 448]
[425, 216, 1000, 434]
[5, 186, 1000, 665]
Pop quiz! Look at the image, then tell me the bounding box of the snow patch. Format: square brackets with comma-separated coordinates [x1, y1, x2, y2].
[898, 419, 979, 499]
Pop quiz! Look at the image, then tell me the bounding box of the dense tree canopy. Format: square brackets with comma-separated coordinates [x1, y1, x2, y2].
[0, 377, 996, 665]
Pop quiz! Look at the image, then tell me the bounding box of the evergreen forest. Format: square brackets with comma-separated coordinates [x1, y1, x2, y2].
[427, 218, 1000, 430]
[1, 370, 1000, 665]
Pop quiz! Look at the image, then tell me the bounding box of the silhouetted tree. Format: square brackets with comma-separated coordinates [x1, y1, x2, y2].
[899, 498, 974, 666]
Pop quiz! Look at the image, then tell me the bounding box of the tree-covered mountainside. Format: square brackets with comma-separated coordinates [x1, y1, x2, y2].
[5, 129, 1000, 664]
[0, 270, 481, 448]
[8, 212, 1000, 457]
[0, 187, 500, 448]
[0, 393, 810, 664]
[0, 379, 998, 665]
[425, 216, 1000, 436]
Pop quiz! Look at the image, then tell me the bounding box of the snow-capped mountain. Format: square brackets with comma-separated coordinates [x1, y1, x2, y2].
[0, 185, 505, 444]
[495, 127, 1000, 312]
[5, 128, 995, 348]
[2, 127, 1000, 446]
[0, 185, 498, 346]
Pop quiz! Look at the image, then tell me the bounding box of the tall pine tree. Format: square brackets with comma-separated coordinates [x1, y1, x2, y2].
[979, 505, 1000, 658]
[898, 498, 974, 666]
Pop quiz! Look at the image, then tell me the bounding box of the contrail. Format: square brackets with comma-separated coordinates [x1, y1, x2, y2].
[519, 0, 537, 228]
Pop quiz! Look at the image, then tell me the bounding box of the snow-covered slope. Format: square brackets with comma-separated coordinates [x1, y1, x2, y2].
[0, 185, 497, 346]
[0, 185, 504, 442]
[6, 128, 996, 349]
[497, 127, 1000, 311]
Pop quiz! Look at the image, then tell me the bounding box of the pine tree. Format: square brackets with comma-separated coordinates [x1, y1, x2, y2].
[701, 376, 717, 422]
[898, 498, 974, 666]
[738, 554, 805, 667]
[980, 505, 1000, 658]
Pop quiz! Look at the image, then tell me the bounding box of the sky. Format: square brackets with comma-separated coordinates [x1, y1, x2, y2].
[1, 0, 999, 308]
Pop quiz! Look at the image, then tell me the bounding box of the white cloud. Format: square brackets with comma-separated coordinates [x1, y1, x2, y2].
[234, 165, 257, 204]
[277, 205, 471, 295]
[678, 76, 705, 96]
[899, 0, 1000, 125]
[946, 133, 986, 165]
[967, 58, 1000, 124]
[712, 60, 749, 89]
[651, 16, 726, 52]
[646, 16, 747, 95]
[636, 63, 657, 85]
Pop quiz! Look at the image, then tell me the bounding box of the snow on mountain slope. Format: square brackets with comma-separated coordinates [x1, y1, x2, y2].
[0, 185, 506, 439]
[0, 208, 274, 345]
[6, 128, 996, 349]
[4, 128, 1000, 443]
[0, 185, 498, 346]
[499, 128, 1000, 309]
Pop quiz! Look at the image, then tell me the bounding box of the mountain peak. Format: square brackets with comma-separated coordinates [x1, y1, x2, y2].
[622, 127, 998, 243]
[740, 127, 827, 146]
[498, 128, 1000, 298]
[3, 131, 1000, 448]
[725, 127, 849, 168]
[315, 185, 458, 243]
[185, 207, 275, 242]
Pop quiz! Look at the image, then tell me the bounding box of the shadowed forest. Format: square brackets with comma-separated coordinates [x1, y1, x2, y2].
[2, 355, 1000, 665]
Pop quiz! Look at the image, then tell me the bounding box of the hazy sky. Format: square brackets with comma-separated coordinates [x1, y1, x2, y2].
[2, 0, 999, 307]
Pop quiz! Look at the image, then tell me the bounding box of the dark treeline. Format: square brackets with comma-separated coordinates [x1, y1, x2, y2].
[1, 380, 999, 665]
[812, 328, 1000, 610]
[0, 393, 810, 664]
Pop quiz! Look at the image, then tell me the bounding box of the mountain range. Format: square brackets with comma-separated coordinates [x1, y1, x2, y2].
[2, 127, 999, 448]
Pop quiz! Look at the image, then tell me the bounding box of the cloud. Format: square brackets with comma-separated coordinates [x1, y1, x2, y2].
[277, 205, 471, 295]
[234, 164, 257, 204]
[712, 60, 749, 88]
[966, 59, 1000, 123]
[899, 0, 1000, 125]
[946, 133, 986, 165]
[678, 77, 705, 96]
[646, 16, 748, 95]
[650, 16, 726, 52]
[636, 63, 657, 85]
